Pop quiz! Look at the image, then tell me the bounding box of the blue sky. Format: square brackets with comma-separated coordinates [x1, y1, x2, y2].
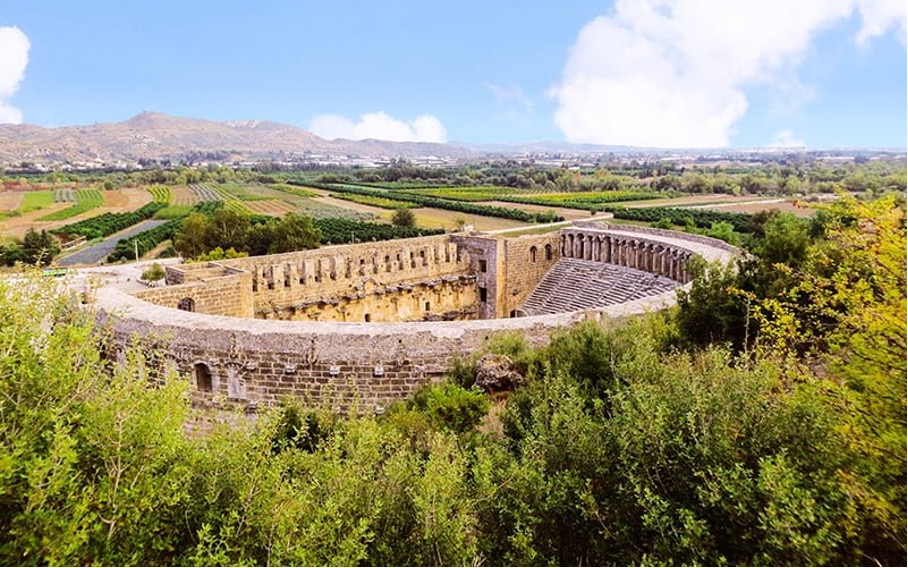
[0, 0, 905, 148]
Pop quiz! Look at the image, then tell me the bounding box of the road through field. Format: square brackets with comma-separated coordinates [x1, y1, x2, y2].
[57, 220, 168, 266]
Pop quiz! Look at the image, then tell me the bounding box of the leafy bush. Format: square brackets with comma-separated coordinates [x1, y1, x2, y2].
[140, 263, 166, 282]
[390, 207, 416, 227]
[388, 382, 489, 436]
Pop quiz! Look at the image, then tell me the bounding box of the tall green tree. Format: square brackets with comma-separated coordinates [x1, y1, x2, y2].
[266, 213, 321, 254]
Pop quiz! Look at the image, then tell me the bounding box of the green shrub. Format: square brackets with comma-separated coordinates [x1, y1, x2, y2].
[389, 382, 489, 435]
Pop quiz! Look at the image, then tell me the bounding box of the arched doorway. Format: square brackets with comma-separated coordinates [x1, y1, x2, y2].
[177, 297, 195, 312]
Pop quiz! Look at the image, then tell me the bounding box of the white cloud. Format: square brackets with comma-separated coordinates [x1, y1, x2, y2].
[855, 0, 907, 45]
[309, 111, 447, 143]
[769, 130, 806, 147]
[0, 26, 30, 124]
[552, 0, 906, 148]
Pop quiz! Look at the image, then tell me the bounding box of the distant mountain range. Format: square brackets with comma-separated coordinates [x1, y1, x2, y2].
[0, 112, 477, 165]
[1, 112, 901, 167]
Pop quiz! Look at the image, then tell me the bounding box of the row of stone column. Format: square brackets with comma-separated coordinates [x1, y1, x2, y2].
[560, 230, 692, 283]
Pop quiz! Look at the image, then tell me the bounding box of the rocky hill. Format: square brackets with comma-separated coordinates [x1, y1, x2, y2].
[0, 112, 475, 165]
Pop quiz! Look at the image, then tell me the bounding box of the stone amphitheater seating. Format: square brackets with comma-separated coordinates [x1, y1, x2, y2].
[519, 258, 679, 316]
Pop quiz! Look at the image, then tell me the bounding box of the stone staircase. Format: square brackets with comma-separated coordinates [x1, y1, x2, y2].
[519, 258, 679, 316]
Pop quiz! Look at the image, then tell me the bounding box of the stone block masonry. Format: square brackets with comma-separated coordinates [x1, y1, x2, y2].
[94, 225, 739, 414]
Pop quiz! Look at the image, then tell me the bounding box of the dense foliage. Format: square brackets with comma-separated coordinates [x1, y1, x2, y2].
[611, 205, 753, 231]
[0, 228, 60, 266]
[0, 195, 903, 566]
[331, 193, 418, 210]
[50, 202, 167, 240]
[313, 217, 444, 244]
[170, 208, 444, 259]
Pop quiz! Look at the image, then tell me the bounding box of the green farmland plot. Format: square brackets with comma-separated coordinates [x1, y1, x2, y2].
[147, 185, 172, 204]
[38, 190, 104, 221]
[213, 183, 272, 202]
[397, 186, 520, 202]
[331, 193, 419, 210]
[19, 190, 54, 213]
[53, 188, 76, 202]
[497, 190, 666, 212]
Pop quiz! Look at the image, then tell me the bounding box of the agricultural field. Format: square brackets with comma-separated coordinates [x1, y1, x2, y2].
[410, 208, 529, 232]
[265, 183, 319, 199]
[611, 206, 752, 231]
[310, 195, 391, 219]
[0, 192, 23, 215]
[187, 184, 221, 202]
[211, 183, 272, 202]
[313, 217, 445, 245]
[479, 201, 595, 222]
[397, 186, 520, 202]
[146, 185, 172, 204]
[171, 186, 202, 205]
[618, 194, 782, 209]
[693, 198, 818, 218]
[331, 193, 418, 210]
[38, 189, 104, 221]
[20, 190, 54, 213]
[241, 200, 301, 216]
[306, 183, 562, 223]
[295, 198, 373, 220]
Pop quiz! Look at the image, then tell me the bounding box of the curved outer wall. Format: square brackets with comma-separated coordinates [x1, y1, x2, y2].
[96, 224, 737, 413]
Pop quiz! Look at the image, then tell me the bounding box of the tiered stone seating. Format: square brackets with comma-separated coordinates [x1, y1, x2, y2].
[519, 258, 678, 316]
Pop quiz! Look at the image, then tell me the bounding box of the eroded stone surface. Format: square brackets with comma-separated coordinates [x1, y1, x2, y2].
[91, 222, 738, 413]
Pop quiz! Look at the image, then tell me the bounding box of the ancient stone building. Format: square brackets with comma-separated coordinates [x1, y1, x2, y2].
[95, 222, 738, 413]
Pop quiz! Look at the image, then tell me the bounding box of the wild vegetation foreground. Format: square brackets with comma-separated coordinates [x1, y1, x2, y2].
[0, 194, 904, 566]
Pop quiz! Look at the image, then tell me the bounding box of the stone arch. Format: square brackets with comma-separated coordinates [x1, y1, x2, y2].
[545, 243, 553, 261]
[177, 297, 195, 312]
[194, 362, 213, 392]
[529, 246, 538, 263]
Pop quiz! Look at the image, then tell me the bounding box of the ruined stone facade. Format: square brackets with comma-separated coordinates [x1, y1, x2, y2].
[96, 223, 737, 413]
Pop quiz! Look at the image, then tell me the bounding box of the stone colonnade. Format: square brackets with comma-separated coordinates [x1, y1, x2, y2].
[560, 228, 693, 283]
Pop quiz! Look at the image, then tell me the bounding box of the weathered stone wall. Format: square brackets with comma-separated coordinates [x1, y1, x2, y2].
[260, 276, 479, 322]
[214, 235, 472, 322]
[450, 235, 501, 319]
[97, 225, 740, 413]
[501, 233, 561, 317]
[135, 271, 254, 318]
[96, 285, 685, 414]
